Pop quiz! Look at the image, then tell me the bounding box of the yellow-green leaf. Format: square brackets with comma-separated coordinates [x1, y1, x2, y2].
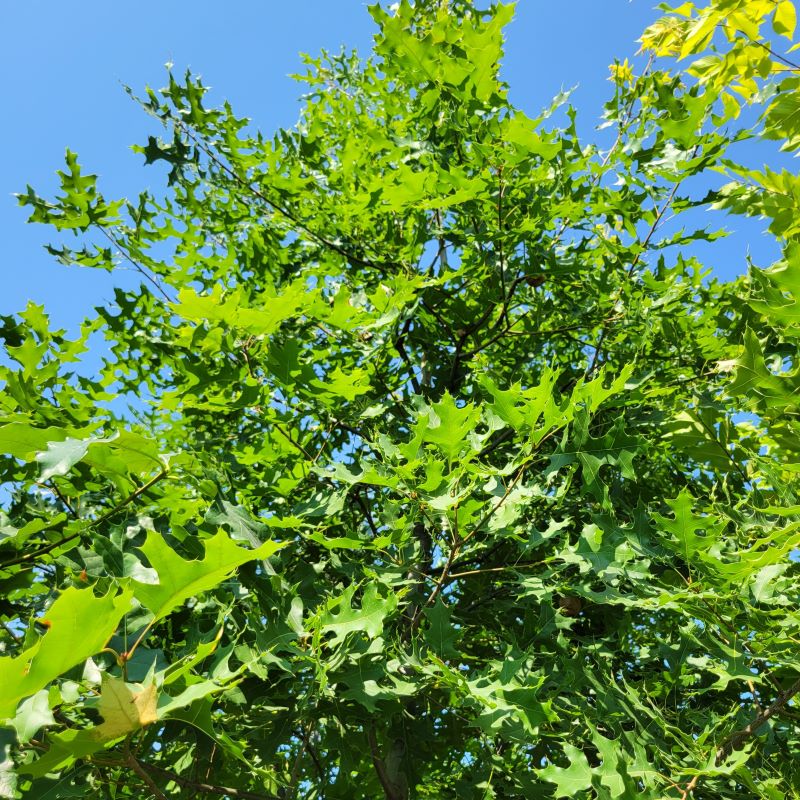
[774, 1, 797, 38]
[0, 587, 133, 719]
[92, 675, 157, 741]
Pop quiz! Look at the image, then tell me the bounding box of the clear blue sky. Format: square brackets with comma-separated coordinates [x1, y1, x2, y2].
[0, 1, 781, 335]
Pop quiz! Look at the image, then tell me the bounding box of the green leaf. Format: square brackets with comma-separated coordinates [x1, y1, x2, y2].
[422, 598, 459, 658]
[8, 2, 800, 796]
[774, 1, 797, 38]
[652, 490, 725, 562]
[132, 528, 286, 623]
[18, 730, 102, 778]
[35, 437, 92, 481]
[319, 583, 398, 647]
[0, 423, 69, 461]
[9, 691, 56, 744]
[416, 393, 481, 461]
[0, 587, 133, 719]
[540, 744, 594, 796]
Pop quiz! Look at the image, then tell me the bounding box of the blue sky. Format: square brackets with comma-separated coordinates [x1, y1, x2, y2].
[0, 1, 783, 335]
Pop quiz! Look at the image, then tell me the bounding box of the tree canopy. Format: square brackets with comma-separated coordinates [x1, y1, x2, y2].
[2, 1, 800, 797]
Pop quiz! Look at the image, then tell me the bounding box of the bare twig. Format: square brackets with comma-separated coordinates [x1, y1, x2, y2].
[679, 773, 700, 799]
[464, 465, 527, 544]
[395, 320, 422, 394]
[42, 480, 78, 518]
[587, 174, 685, 376]
[410, 535, 461, 630]
[99, 228, 175, 303]
[297, 724, 326, 783]
[355, 490, 381, 539]
[1, 621, 22, 642]
[273, 421, 315, 462]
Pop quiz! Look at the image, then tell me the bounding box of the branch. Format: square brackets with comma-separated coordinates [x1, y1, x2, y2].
[124, 740, 168, 800]
[679, 773, 700, 799]
[716, 23, 800, 72]
[366, 725, 404, 800]
[273, 421, 314, 461]
[478, 428, 515, 460]
[420, 299, 456, 343]
[410, 534, 460, 630]
[175, 118, 395, 274]
[140, 763, 277, 800]
[587, 170, 687, 376]
[355, 490, 381, 539]
[41, 480, 78, 518]
[496, 167, 508, 329]
[463, 314, 593, 360]
[715, 675, 800, 765]
[447, 331, 468, 393]
[464, 465, 527, 544]
[1, 621, 22, 642]
[553, 52, 654, 243]
[296, 725, 326, 783]
[100, 228, 175, 303]
[409, 466, 528, 629]
[394, 320, 422, 394]
[0, 468, 169, 571]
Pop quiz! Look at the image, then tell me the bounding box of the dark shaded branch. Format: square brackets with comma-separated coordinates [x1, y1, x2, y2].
[355, 490, 381, 539]
[478, 428, 515, 460]
[715, 675, 800, 765]
[587, 146, 696, 376]
[394, 320, 422, 394]
[367, 725, 404, 800]
[296, 725, 326, 783]
[447, 331, 468, 393]
[410, 537, 461, 630]
[43, 480, 78, 518]
[124, 740, 168, 800]
[142, 762, 277, 800]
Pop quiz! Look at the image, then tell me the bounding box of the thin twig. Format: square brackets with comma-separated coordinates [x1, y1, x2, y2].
[355, 490, 381, 539]
[100, 228, 175, 303]
[141, 762, 277, 800]
[680, 773, 700, 799]
[273, 421, 314, 461]
[464, 465, 527, 544]
[587, 174, 685, 376]
[175, 118, 395, 273]
[0, 468, 168, 570]
[42, 480, 78, 518]
[1, 621, 22, 642]
[410, 535, 461, 630]
[395, 319, 421, 394]
[446, 561, 549, 580]
[464, 315, 592, 359]
[297, 724, 326, 783]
